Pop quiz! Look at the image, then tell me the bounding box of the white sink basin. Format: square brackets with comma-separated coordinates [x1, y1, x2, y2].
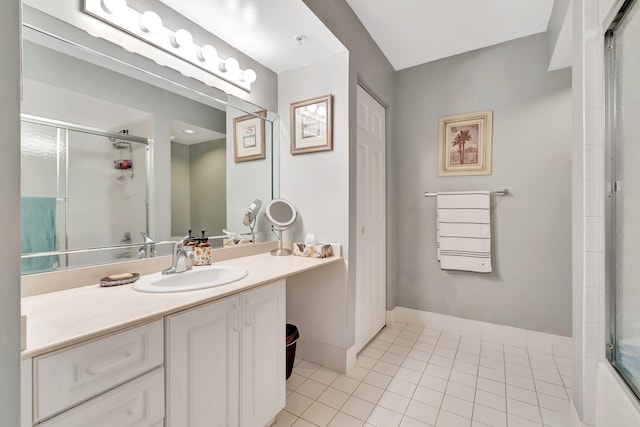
[132, 265, 248, 293]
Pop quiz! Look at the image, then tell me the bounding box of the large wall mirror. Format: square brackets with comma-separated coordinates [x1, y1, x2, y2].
[20, 9, 278, 274]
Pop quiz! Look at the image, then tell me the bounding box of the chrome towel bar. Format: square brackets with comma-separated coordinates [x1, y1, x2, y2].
[424, 189, 509, 197]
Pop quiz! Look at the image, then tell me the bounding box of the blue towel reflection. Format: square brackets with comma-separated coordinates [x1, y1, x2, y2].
[21, 197, 58, 273]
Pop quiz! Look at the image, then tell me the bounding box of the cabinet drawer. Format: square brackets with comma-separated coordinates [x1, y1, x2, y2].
[39, 368, 164, 427]
[34, 320, 164, 422]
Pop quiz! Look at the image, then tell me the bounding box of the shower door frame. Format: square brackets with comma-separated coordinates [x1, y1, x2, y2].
[20, 114, 151, 269]
[604, 0, 640, 400]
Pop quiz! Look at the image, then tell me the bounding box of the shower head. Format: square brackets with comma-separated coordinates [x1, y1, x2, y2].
[112, 140, 131, 150]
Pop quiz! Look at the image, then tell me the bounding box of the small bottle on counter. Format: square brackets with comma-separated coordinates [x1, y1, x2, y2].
[184, 230, 212, 266]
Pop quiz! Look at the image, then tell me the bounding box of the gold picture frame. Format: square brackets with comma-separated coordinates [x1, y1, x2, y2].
[439, 110, 493, 176]
[233, 110, 266, 162]
[290, 94, 333, 155]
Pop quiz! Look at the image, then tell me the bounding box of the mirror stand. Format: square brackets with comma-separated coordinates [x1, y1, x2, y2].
[264, 198, 297, 257]
[272, 230, 292, 256]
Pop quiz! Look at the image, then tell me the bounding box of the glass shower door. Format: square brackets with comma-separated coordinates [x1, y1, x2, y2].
[607, 0, 640, 399]
[20, 118, 150, 273]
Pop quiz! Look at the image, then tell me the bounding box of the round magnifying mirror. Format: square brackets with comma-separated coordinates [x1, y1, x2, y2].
[264, 199, 297, 256]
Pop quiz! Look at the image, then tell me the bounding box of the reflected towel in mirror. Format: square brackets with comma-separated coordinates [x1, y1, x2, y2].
[21, 197, 58, 273]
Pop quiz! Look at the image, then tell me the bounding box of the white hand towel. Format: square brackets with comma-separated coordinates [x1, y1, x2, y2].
[436, 191, 492, 273]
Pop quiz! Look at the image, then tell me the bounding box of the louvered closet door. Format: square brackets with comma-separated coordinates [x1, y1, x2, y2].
[355, 85, 386, 353]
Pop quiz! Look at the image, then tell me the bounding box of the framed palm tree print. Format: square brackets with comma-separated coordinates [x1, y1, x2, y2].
[439, 110, 493, 176]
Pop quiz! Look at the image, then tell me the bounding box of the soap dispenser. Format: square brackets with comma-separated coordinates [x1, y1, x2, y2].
[185, 230, 212, 266]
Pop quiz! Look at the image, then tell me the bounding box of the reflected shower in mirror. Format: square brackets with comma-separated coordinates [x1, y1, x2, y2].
[20, 116, 150, 274]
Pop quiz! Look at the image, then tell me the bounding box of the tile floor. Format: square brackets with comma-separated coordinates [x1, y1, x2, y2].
[274, 323, 572, 427]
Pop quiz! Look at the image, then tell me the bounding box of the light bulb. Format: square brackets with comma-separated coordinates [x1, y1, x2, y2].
[139, 11, 162, 33]
[241, 69, 257, 83]
[317, 106, 327, 117]
[101, 0, 127, 14]
[197, 45, 218, 62]
[220, 57, 239, 73]
[306, 104, 318, 113]
[171, 29, 193, 48]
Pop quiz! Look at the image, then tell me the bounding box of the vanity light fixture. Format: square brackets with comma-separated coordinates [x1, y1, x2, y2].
[182, 129, 196, 134]
[220, 57, 239, 73]
[101, 0, 126, 14]
[170, 29, 193, 48]
[84, 0, 257, 91]
[139, 11, 163, 33]
[239, 69, 257, 84]
[197, 44, 218, 62]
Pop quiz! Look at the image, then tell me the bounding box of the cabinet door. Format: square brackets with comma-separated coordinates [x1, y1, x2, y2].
[166, 296, 240, 427]
[240, 280, 286, 427]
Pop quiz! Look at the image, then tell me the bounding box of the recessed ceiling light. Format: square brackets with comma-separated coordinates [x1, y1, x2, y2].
[183, 129, 197, 134]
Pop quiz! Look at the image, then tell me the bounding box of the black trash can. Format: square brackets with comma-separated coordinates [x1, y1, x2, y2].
[285, 324, 299, 380]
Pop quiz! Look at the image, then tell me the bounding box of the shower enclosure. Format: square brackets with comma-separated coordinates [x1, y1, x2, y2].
[605, 0, 640, 400]
[20, 115, 150, 274]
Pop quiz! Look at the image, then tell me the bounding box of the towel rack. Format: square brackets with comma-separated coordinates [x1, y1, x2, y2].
[424, 188, 509, 197]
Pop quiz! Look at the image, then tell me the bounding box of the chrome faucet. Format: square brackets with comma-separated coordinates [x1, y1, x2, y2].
[138, 232, 156, 259]
[162, 237, 194, 275]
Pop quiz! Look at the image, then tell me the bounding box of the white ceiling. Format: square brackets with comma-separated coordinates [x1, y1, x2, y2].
[157, 0, 347, 73]
[548, 0, 573, 71]
[154, 0, 562, 74]
[171, 120, 225, 145]
[345, 0, 556, 70]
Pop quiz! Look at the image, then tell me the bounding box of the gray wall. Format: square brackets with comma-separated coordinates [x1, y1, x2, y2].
[0, 1, 21, 425]
[189, 139, 226, 237]
[548, 0, 571, 60]
[394, 33, 573, 336]
[171, 139, 226, 238]
[171, 143, 191, 236]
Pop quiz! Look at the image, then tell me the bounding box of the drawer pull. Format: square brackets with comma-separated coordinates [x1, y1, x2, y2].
[85, 350, 133, 375]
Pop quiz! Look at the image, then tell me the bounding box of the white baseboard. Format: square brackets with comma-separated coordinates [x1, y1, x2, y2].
[570, 399, 589, 427]
[345, 344, 357, 373]
[386, 307, 572, 357]
[596, 362, 640, 427]
[295, 307, 573, 375]
[296, 338, 348, 372]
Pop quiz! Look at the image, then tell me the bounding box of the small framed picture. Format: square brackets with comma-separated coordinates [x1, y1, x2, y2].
[439, 110, 493, 176]
[234, 110, 266, 162]
[290, 94, 333, 155]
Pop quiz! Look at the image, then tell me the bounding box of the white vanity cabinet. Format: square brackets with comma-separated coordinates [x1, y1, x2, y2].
[166, 280, 286, 427]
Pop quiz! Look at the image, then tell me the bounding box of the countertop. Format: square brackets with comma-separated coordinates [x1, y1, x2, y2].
[21, 252, 342, 359]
